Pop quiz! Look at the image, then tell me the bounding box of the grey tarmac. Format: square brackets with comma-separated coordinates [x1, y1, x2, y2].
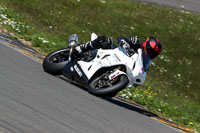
[136, 0, 200, 13]
[0, 39, 181, 133]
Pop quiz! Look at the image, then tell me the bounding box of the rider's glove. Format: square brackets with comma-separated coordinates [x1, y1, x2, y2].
[74, 46, 83, 54]
[129, 37, 141, 52]
[117, 36, 142, 55]
[73, 45, 85, 59]
[130, 37, 139, 45]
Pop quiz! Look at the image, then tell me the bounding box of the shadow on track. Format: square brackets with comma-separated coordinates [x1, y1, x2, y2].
[58, 75, 158, 118]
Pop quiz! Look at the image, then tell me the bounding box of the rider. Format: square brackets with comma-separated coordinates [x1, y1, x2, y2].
[74, 35, 162, 60]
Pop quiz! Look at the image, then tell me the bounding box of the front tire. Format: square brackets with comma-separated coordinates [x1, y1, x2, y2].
[88, 74, 129, 97]
[43, 48, 69, 75]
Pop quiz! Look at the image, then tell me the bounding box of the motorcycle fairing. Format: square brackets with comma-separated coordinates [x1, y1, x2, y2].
[78, 48, 129, 78]
[128, 48, 147, 87]
[63, 61, 89, 86]
[77, 47, 147, 87]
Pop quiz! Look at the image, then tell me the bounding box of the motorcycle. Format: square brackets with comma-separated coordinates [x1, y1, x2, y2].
[43, 33, 150, 97]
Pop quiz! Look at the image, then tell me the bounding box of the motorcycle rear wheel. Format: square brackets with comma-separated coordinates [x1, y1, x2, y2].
[43, 48, 69, 75]
[88, 74, 129, 97]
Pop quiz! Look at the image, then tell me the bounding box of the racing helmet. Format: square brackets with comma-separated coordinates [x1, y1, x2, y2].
[142, 37, 162, 59]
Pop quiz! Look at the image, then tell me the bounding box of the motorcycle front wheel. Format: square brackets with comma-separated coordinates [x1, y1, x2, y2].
[43, 48, 69, 75]
[88, 74, 129, 97]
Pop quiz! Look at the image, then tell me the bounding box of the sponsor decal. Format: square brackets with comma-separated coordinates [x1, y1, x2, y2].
[70, 67, 74, 71]
[142, 67, 144, 72]
[109, 71, 120, 80]
[106, 58, 112, 64]
[113, 54, 121, 62]
[74, 64, 82, 77]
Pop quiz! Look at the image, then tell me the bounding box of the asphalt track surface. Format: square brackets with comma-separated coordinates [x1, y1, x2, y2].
[2, 0, 199, 132]
[0, 39, 182, 133]
[136, 0, 200, 13]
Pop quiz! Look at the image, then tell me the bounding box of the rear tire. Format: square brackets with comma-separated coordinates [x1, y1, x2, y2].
[88, 75, 129, 97]
[43, 48, 69, 75]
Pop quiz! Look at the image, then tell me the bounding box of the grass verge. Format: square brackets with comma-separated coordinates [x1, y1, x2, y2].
[0, 0, 200, 132]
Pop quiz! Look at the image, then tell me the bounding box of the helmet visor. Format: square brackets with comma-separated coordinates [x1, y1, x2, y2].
[146, 42, 158, 59]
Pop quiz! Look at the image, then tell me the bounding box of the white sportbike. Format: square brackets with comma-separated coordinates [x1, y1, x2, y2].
[43, 34, 150, 96]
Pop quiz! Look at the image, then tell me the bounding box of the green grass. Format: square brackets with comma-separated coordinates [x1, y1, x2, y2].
[0, 0, 200, 132]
